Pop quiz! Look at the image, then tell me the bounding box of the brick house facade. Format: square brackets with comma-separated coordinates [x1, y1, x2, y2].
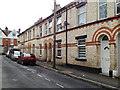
[0, 27, 20, 54]
[18, 0, 120, 77]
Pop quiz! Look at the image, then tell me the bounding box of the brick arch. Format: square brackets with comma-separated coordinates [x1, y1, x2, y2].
[48, 38, 53, 48]
[94, 31, 112, 42]
[113, 28, 120, 40]
[92, 27, 112, 42]
[43, 39, 48, 49]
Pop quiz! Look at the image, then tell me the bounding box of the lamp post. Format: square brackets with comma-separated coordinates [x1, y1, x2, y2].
[53, 0, 56, 69]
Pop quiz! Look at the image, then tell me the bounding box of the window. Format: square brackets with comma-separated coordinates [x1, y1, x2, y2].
[33, 44, 35, 55]
[78, 5, 86, 25]
[45, 23, 47, 35]
[30, 31, 31, 39]
[98, 0, 107, 19]
[39, 44, 42, 56]
[12, 33, 16, 36]
[49, 21, 52, 34]
[116, 0, 120, 15]
[78, 39, 86, 59]
[57, 42, 61, 57]
[33, 29, 35, 38]
[39, 26, 42, 37]
[11, 39, 14, 45]
[0, 39, 3, 45]
[57, 17, 62, 32]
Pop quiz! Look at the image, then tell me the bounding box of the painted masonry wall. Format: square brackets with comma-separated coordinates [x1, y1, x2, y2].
[18, 1, 120, 76]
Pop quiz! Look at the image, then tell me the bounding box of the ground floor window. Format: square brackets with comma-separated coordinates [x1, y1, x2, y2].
[78, 39, 86, 59]
[33, 44, 35, 55]
[39, 44, 42, 56]
[57, 42, 61, 57]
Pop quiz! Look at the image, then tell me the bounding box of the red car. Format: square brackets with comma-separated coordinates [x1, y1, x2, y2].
[17, 53, 36, 65]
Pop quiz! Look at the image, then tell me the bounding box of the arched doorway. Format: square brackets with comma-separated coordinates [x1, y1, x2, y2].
[49, 43, 52, 62]
[117, 33, 120, 76]
[101, 35, 110, 75]
[45, 43, 47, 62]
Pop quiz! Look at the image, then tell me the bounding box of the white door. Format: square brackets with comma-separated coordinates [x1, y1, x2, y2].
[101, 40, 110, 75]
[118, 33, 120, 76]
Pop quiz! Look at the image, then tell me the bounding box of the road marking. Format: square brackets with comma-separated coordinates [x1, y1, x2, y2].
[45, 78, 51, 82]
[12, 79, 17, 82]
[56, 83, 64, 88]
[37, 74, 42, 78]
[32, 71, 35, 73]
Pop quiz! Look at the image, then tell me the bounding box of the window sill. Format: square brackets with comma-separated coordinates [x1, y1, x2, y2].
[56, 56, 62, 59]
[75, 58, 87, 61]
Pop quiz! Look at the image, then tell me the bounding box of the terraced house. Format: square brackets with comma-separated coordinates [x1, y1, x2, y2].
[0, 27, 20, 54]
[18, 0, 120, 77]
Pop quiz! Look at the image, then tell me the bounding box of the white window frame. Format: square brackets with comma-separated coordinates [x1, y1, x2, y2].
[98, 0, 107, 20]
[33, 29, 35, 38]
[77, 39, 86, 59]
[78, 5, 86, 25]
[11, 39, 14, 45]
[49, 21, 52, 34]
[57, 17, 62, 32]
[39, 44, 42, 56]
[57, 42, 62, 57]
[116, 0, 120, 15]
[39, 26, 42, 37]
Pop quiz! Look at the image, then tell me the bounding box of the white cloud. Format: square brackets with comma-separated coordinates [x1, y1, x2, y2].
[0, 0, 73, 32]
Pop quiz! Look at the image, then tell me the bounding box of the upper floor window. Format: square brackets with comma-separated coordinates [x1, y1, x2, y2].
[45, 23, 47, 35]
[30, 31, 31, 39]
[116, 0, 120, 15]
[57, 17, 62, 32]
[78, 5, 86, 25]
[49, 21, 52, 34]
[39, 26, 42, 37]
[98, 0, 107, 20]
[12, 33, 16, 37]
[33, 29, 35, 38]
[11, 39, 14, 45]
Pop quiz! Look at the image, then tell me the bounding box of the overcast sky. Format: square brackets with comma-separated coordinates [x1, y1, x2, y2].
[0, 0, 73, 32]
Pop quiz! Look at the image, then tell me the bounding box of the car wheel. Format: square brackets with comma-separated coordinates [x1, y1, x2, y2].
[17, 60, 19, 63]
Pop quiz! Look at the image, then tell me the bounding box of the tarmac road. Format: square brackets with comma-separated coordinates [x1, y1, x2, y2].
[1, 55, 106, 89]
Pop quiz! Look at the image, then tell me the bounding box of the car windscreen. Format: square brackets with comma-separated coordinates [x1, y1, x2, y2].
[14, 51, 20, 56]
[25, 54, 35, 57]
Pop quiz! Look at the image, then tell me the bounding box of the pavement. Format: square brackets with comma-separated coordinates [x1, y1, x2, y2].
[36, 60, 120, 90]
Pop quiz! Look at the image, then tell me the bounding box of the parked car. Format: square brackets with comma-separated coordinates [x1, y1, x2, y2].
[9, 48, 21, 61]
[6, 50, 10, 57]
[17, 53, 36, 65]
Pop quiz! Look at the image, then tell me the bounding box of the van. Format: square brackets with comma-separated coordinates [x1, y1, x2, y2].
[9, 48, 21, 61]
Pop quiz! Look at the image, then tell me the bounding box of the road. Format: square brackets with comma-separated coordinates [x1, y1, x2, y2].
[1, 55, 106, 89]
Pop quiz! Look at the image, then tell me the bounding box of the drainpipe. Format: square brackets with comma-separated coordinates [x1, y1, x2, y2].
[66, 7, 68, 66]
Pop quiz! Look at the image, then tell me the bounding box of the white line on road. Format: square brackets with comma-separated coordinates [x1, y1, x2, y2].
[32, 71, 35, 73]
[56, 83, 64, 88]
[45, 78, 51, 82]
[37, 74, 42, 78]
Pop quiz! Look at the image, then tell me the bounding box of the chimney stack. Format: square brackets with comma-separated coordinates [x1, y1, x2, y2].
[18, 29, 21, 34]
[56, 4, 61, 11]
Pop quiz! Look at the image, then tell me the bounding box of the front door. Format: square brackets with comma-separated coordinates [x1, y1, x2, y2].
[118, 33, 120, 76]
[101, 36, 110, 75]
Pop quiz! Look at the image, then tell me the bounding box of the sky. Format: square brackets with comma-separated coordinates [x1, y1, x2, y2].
[0, 0, 73, 32]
